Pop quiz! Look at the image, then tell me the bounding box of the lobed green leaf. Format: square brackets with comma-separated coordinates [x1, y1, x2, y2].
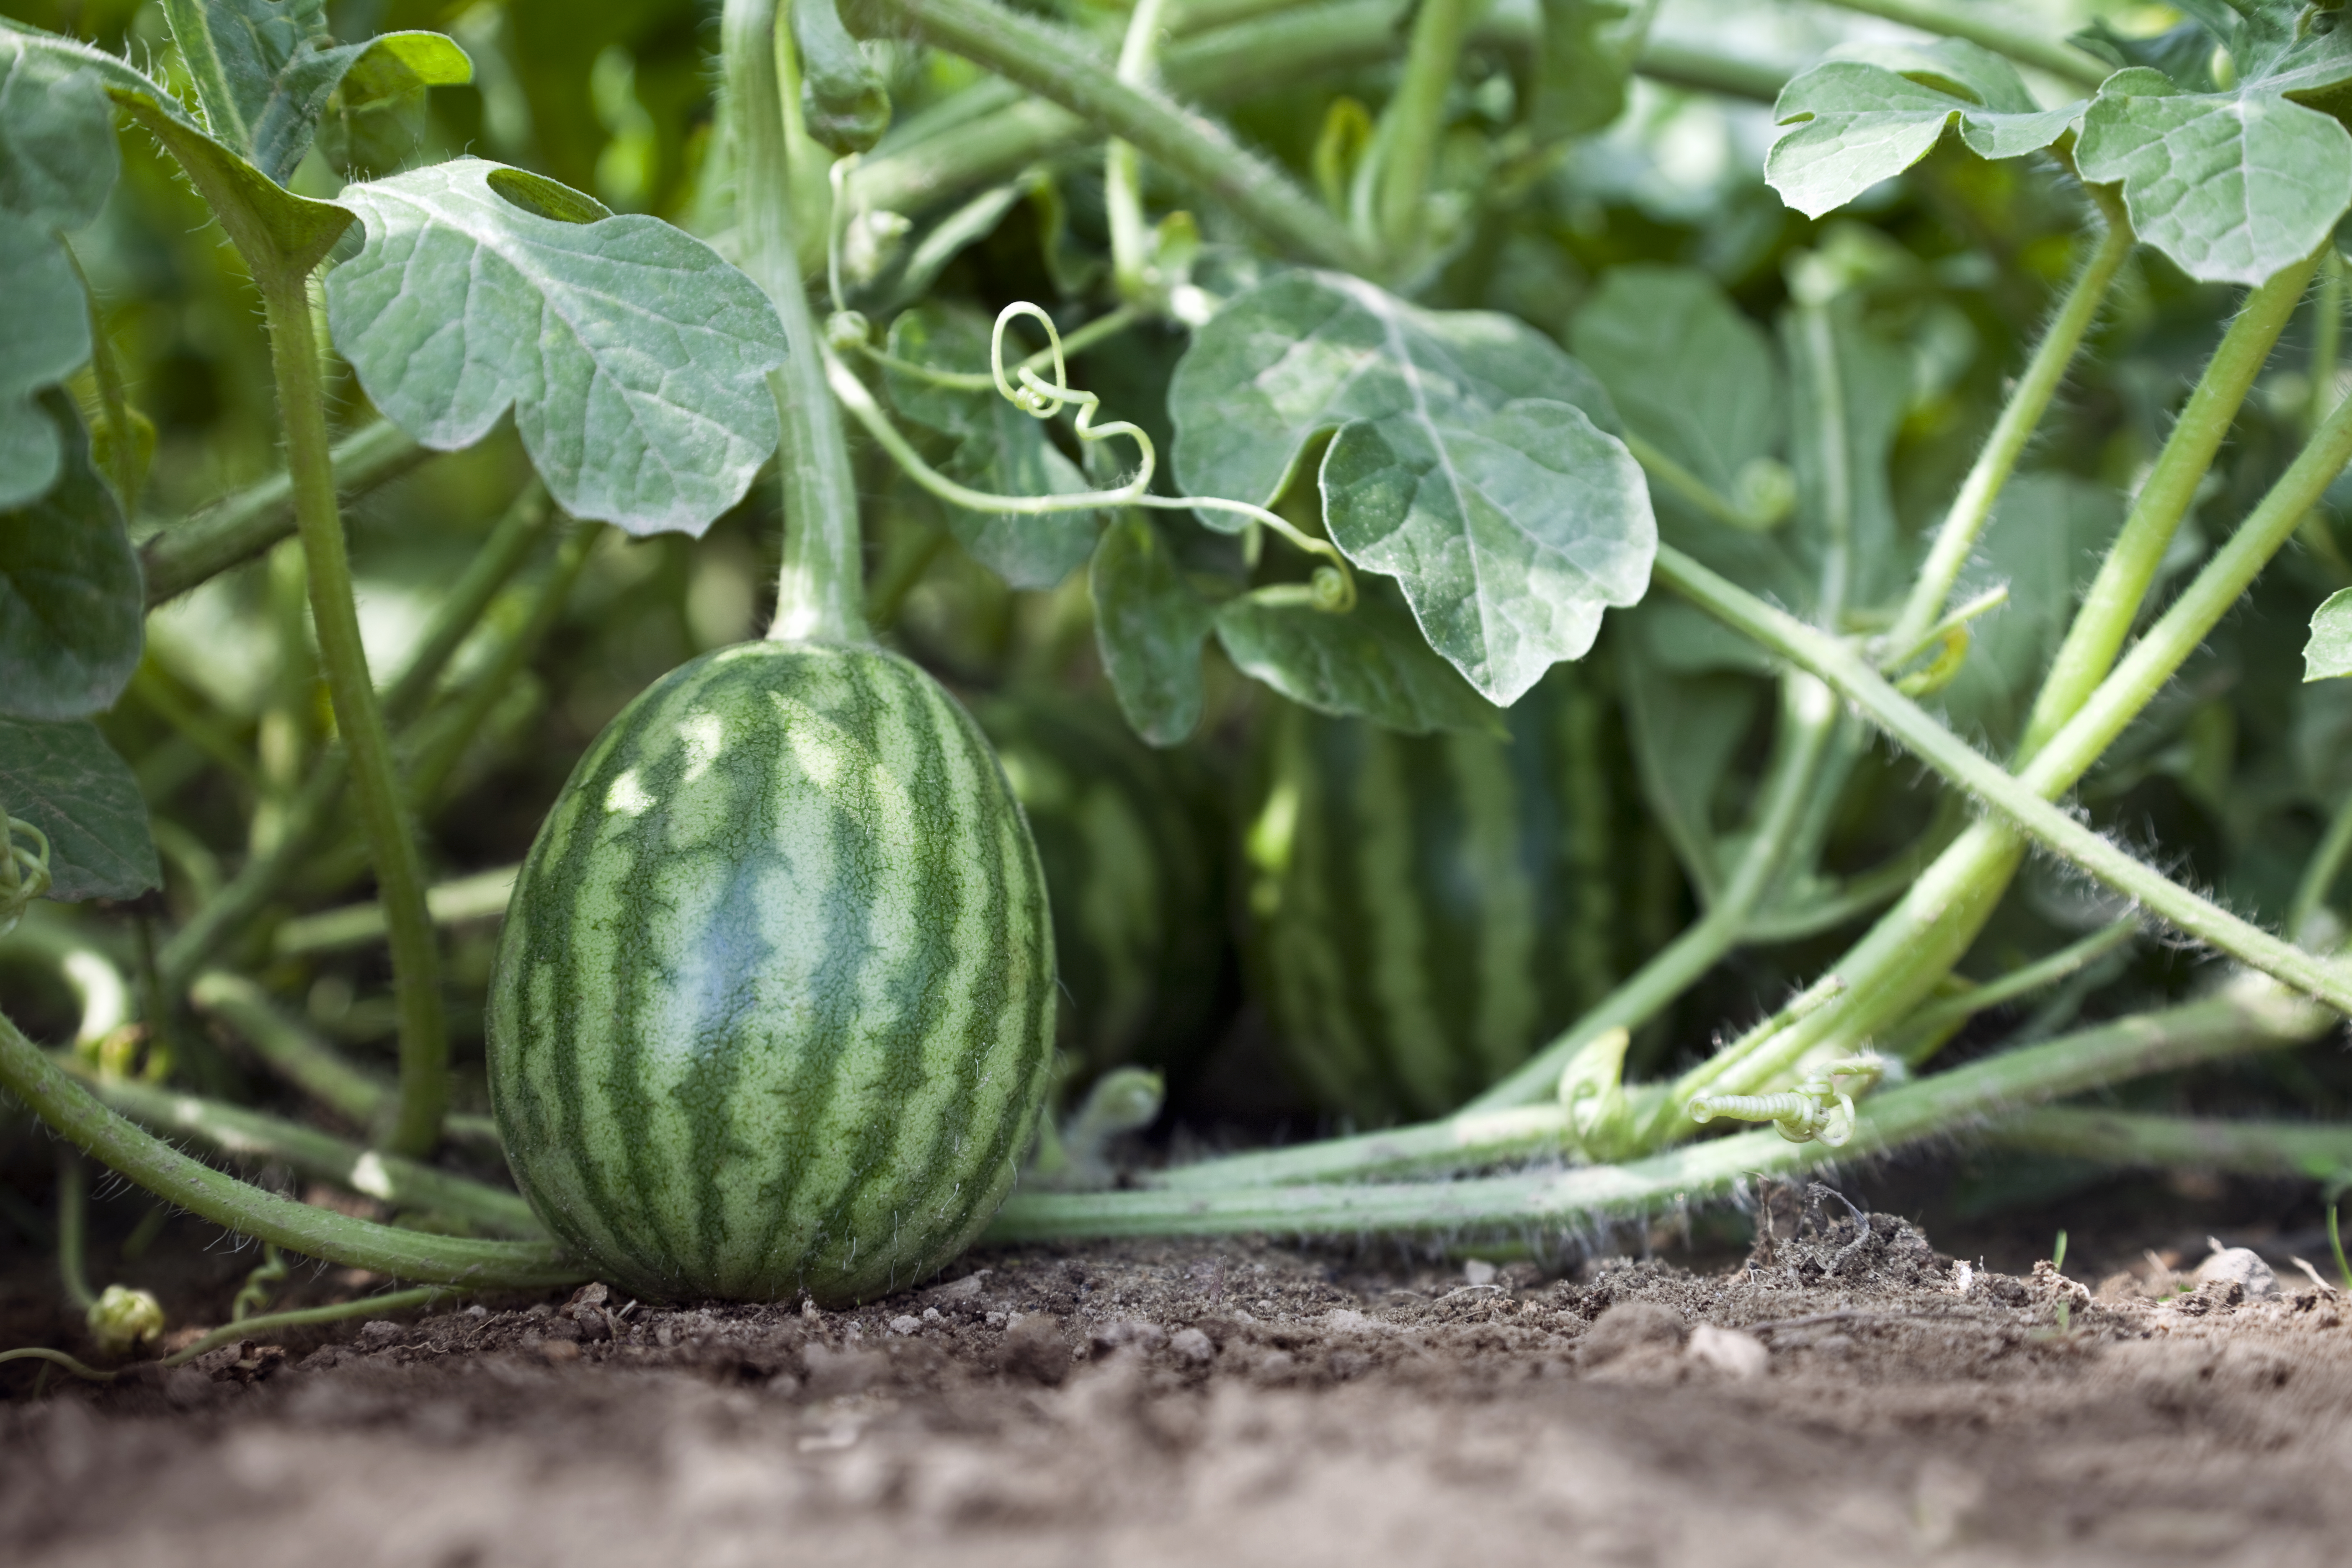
[1089, 514, 1215, 747]
[0, 392, 141, 721]
[1172, 271, 1649, 706]
[2306, 587, 2352, 682]
[1213, 583, 1504, 738]
[1764, 41, 2080, 219]
[0, 28, 119, 508]
[325, 158, 789, 537]
[0, 715, 157, 901]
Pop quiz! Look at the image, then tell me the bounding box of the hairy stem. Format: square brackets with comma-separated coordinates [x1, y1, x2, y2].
[1885, 915, 2141, 1062]
[2017, 255, 2317, 764]
[57, 1149, 95, 1310]
[993, 977, 2329, 1240]
[62, 1063, 544, 1239]
[1465, 671, 1839, 1110]
[729, 0, 869, 645]
[257, 274, 447, 1158]
[845, 0, 1373, 270]
[1886, 209, 2134, 656]
[1987, 1106, 2352, 1183]
[139, 422, 427, 607]
[2292, 789, 2352, 940]
[0, 1008, 580, 1287]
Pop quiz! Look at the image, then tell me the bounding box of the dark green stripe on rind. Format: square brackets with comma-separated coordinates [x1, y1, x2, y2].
[487, 642, 1055, 1305]
[1245, 672, 1609, 1125]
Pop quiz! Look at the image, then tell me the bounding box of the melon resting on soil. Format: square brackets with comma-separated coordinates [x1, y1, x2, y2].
[487, 640, 1057, 1306]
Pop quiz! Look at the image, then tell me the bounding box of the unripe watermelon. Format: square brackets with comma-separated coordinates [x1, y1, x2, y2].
[972, 691, 1230, 1085]
[1242, 674, 1617, 1124]
[487, 641, 1056, 1305]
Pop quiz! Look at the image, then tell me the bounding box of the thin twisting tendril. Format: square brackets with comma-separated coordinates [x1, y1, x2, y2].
[1688, 1055, 1886, 1146]
[828, 302, 1357, 609]
[3, 812, 53, 936]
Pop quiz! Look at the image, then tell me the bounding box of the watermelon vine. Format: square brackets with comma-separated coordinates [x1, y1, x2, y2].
[10, 0, 2352, 1360]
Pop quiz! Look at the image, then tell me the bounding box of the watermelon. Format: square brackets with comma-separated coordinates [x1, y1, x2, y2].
[972, 691, 1230, 1086]
[1242, 673, 1619, 1124]
[487, 641, 1056, 1305]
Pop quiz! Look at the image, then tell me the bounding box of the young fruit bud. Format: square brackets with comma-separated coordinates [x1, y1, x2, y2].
[87, 1284, 165, 1357]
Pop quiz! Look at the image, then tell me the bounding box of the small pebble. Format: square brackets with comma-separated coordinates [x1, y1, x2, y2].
[1463, 1259, 1499, 1287]
[888, 1314, 922, 1336]
[1170, 1328, 1215, 1365]
[2195, 1240, 2280, 1299]
[1687, 1324, 1768, 1381]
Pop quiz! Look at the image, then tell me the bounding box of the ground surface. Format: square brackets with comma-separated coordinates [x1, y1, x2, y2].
[4, 1193, 2349, 1568]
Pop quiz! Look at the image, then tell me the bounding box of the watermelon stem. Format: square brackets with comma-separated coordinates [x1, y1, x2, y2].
[0, 1005, 587, 1288]
[727, 0, 872, 647]
[990, 975, 2329, 1242]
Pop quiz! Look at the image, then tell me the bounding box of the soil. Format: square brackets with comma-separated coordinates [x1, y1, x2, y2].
[5, 1184, 2350, 1568]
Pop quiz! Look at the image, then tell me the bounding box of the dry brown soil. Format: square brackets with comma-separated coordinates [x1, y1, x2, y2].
[5, 1196, 2350, 1568]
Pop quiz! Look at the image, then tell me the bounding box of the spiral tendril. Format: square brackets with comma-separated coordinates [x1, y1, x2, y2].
[1687, 1055, 1886, 1147]
[3, 813, 52, 937]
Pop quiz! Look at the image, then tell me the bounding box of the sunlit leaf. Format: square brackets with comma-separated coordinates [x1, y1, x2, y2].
[2306, 587, 2352, 682]
[325, 158, 789, 536]
[2078, 67, 2352, 286]
[1173, 271, 1648, 705]
[1765, 41, 2080, 218]
[0, 391, 141, 720]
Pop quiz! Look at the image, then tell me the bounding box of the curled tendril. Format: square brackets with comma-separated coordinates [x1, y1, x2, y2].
[2, 813, 52, 936]
[828, 299, 1357, 611]
[1687, 1054, 1889, 1147]
[232, 1243, 289, 1322]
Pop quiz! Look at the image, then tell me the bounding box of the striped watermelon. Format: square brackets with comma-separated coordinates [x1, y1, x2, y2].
[1242, 672, 1618, 1124]
[486, 641, 1056, 1305]
[972, 691, 1230, 1086]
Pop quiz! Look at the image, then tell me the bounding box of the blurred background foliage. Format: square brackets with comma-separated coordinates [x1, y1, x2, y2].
[5, 0, 2351, 1231]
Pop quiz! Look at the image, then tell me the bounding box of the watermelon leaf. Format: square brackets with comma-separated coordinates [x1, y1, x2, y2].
[159, 0, 471, 184]
[0, 715, 157, 901]
[1764, 41, 2081, 219]
[0, 28, 118, 508]
[0, 391, 142, 720]
[1215, 583, 1505, 737]
[2076, 67, 2352, 286]
[882, 304, 1098, 588]
[1089, 514, 1215, 747]
[1171, 271, 1651, 706]
[325, 158, 790, 537]
[2306, 588, 2352, 682]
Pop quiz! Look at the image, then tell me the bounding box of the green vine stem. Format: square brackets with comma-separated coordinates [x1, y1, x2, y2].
[2017, 254, 2318, 763]
[993, 974, 2330, 1241]
[730, 0, 869, 645]
[405, 521, 603, 810]
[0, 1006, 582, 1287]
[254, 271, 448, 1158]
[56, 1149, 96, 1311]
[1465, 671, 1839, 1111]
[845, 0, 1374, 272]
[61, 1062, 544, 1238]
[1883, 915, 2141, 1063]
[1988, 1107, 2352, 1184]
[1883, 206, 2134, 658]
[189, 971, 383, 1127]
[1369, 0, 1472, 260]
[1106, 0, 1174, 302]
[2291, 790, 2352, 940]
[0, 1286, 464, 1382]
[1644, 256, 2324, 1110]
[138, 421, 426, 607]
[1806, 0, 2109, 90]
